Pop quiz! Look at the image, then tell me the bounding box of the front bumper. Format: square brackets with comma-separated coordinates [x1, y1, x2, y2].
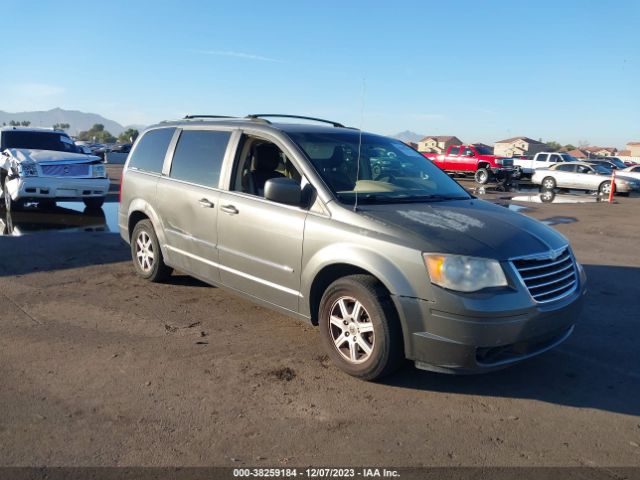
[491, 167, 520, 180]
[6, 176, 109, 201]
[391, 267, 587, 373]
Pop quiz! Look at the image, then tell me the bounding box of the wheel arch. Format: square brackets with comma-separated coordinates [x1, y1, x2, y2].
[302, 246, 418, 349]
[125, 198, 169, 259]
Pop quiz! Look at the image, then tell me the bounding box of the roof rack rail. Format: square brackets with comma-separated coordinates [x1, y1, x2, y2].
[183, 115, 237, 120]
[245, 114, 345, 128]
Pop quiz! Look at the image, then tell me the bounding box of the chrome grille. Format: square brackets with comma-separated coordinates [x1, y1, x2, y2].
[41, 164, 90, 177]
[512, 247, 577, 303]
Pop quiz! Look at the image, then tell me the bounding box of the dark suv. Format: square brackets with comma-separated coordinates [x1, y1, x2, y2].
[119, 115, 586, 380]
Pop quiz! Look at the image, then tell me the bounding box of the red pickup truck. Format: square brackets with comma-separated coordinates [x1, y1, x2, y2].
[422, 144, 518, 184]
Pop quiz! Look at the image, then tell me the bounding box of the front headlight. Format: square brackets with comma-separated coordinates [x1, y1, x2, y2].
[17, 162, 38, 177]
[92, 164, 106, 178]
[423, 253, 507, 292]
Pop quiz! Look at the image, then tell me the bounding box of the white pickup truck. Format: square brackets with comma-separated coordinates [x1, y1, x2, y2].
[513, 152, 578, 178]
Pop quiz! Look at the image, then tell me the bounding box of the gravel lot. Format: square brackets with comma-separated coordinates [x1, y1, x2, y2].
[1, 171, 639, 468]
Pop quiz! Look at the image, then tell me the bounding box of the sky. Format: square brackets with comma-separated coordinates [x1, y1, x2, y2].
[0, 0, 638, 147]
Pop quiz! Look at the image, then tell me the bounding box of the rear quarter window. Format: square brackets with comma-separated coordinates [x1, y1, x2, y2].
[169, 130, 230, 188]
[128, 127, 176, 173]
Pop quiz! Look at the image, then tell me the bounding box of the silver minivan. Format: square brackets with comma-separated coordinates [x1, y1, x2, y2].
[119, 115, 586, 380]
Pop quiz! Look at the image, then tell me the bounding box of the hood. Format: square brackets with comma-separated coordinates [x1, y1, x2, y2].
[5, 148, 101, 164]
[357, 199, 568, 261]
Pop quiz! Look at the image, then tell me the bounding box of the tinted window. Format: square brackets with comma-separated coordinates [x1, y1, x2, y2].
[128, 128, 176, 173]
[462, 147, 474, 156]
[550, 154, 561, 162]
[632, 166, 640, 172]
[555, 164, 575, 172]
[537, 154, 549, 162]
[474, 145, 493, 155]
[2, 131, 80, 153]
[170, 130, 230, 188]
[449, 146, 460, 155]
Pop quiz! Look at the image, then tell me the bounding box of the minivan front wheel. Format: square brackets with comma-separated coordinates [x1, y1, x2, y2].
[130, 219, 172, 282]
[319, 275, 402, 380]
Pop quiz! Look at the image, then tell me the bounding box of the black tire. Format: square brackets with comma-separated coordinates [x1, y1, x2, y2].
[540, 176, 556, 191]
[599, 181, 613, 196]
[130, 219, 172, 282]
[318, 274, 403, 381]
[474, 168, 491, 184]
[83, 197, 105, 209]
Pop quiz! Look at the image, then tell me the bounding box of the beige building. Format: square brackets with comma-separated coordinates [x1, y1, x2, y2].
[626, 142, 640, 157]
[493, 137, 547, 157]
[417, 135, 462, 154]
[584, 146, 617, 157]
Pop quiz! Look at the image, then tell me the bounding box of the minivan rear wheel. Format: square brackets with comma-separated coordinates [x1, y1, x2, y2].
[130, 219, 172, 282]
[318, 275, 403, 380]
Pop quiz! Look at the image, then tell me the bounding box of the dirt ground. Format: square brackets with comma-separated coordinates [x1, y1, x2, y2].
[0, 173, 639, 468]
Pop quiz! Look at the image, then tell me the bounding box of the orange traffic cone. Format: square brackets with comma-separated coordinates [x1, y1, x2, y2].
[608, 169, 616, 203]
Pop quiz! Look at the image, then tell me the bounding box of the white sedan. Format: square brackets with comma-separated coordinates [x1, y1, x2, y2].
[531, 161, 640, 195]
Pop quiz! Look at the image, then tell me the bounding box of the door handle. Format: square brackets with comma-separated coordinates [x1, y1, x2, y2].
[220, 204, 239, 215]
[198, 198, 214, 208]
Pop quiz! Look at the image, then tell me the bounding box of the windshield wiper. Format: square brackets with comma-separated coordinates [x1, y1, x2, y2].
[343, 193, 470, 204]
[397, 194, 471, 202]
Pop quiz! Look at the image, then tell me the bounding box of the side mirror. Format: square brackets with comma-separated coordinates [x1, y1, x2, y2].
[264, 177, 302, 206]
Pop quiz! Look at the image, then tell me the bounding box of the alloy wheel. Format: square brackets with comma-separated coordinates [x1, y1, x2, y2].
[135, 231, 155, 273]
[328, 296, 375, 364]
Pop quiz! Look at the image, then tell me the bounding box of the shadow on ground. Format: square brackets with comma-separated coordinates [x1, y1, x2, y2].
[386, 264, 640, 417]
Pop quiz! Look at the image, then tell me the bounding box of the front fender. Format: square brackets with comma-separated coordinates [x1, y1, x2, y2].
[301, 242, 420, 305]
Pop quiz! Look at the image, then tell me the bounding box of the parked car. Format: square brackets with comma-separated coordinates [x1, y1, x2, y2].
[422, 144, 518, 184]
[119, 114, 586, 380]
[584, 157, 627, 170]
[532, 161, 640, 195]
[512, 152, 576, 178]
[600, 156, 629, 170]
[104, 143, 132, 164]
[619, 165, 640, 180]
[0, 127, 109, 211]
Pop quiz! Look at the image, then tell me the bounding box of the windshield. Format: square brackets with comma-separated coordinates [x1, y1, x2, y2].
[592, 164, 612, 174]
[607, 157, 627, 169]
[286, 131, 471, 204]
[2, 131, 81, 153]
[560, 154, 578, 162]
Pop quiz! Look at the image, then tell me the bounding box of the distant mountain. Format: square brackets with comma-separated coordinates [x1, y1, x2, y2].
[0, 108, 127, 136]
[391, 130, 423, 143]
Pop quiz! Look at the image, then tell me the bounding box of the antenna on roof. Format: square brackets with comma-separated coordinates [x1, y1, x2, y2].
[354, 78, 366, 212]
